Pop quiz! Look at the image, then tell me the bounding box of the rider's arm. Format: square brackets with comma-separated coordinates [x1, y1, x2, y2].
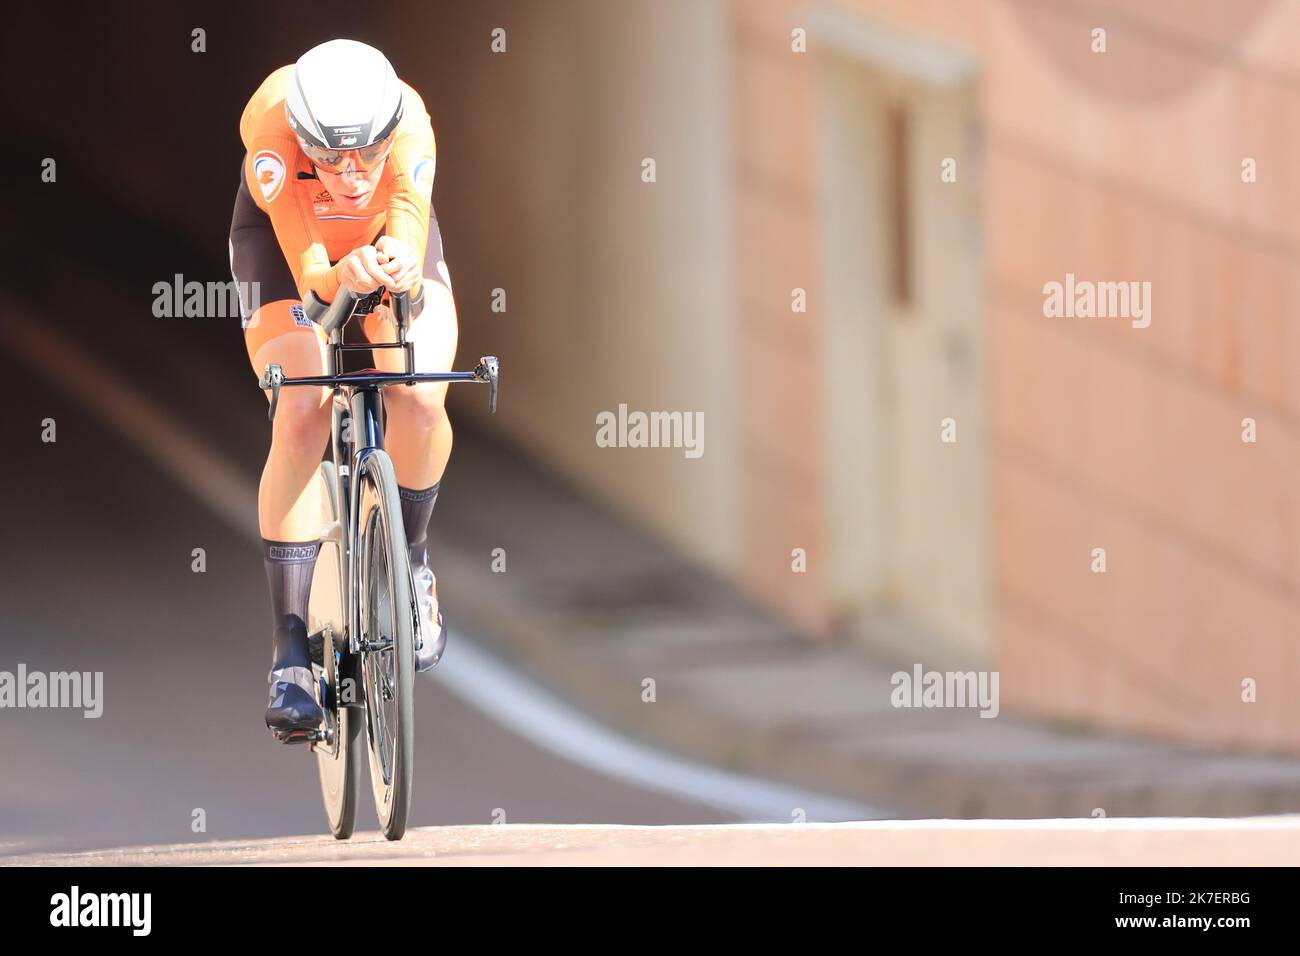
[242, 137, 347, 304]
[381, 88, 437, 296]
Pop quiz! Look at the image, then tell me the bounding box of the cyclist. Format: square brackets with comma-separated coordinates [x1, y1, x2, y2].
[230, 39, 456, 734]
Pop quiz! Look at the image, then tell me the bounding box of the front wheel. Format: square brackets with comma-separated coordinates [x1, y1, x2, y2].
[310, 461, 362, 839]
[357, 449, 416, 840]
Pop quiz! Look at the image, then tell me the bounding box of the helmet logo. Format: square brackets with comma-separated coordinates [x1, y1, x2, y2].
[320, 123, 372, 149]
[252, 149, 287, 203]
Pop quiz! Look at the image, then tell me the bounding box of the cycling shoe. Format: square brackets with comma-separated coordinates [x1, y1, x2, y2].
[411, 552, 447, 672]
[265, 665, 323, 733]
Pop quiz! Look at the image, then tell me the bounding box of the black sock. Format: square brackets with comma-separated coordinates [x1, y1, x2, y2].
[263, 538, 320, 673]
[399, 482, 440, 565]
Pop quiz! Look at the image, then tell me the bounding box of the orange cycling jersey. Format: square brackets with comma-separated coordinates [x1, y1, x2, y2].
[238, 65, 437, 305]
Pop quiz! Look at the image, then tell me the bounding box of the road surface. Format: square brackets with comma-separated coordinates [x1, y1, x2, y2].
[8, 818, 1300, 866]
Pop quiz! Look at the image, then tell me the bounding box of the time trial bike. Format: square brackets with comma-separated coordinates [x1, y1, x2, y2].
[259, 286, 499, 841]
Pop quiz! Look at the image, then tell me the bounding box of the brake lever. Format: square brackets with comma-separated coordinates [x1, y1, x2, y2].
[476, 356, 499, 413]
[260, 363, 285, 423]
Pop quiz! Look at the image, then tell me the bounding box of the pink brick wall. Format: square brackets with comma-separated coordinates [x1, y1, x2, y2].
[732, 4, 830, 634]
[730, 0, 1300, 750]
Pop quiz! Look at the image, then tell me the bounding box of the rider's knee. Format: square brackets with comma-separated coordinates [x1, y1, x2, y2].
[421, 278, 456, 316]
[272, 387, 332, 453]
[388, 383, 448, 432]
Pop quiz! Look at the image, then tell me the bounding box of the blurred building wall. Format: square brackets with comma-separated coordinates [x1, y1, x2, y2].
[721, 0, 1300, 752]
[462, 1, 745, 579]
[972, 0, 1298, 752]
[448, 0, 1300, 753]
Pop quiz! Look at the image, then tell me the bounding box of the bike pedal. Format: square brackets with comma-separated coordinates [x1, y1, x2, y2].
[273, 727, 320, 745]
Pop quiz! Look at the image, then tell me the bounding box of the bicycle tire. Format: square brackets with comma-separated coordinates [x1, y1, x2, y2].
[357, 449, 416, 840]
[311, 461, 363, 839]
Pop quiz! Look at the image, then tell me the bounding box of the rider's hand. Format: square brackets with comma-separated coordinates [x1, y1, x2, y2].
[338, 245, 392, 295]
[375, 236, 421, 294]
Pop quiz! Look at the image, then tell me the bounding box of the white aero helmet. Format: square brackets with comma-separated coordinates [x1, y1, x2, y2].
[285, 39, 403, 172]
